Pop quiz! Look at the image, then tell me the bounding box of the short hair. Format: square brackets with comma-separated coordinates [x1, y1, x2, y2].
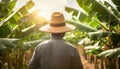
[51, 33, 65, 37]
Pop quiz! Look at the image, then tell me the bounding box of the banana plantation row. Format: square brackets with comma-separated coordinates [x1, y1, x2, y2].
[0, 0, 120, 69]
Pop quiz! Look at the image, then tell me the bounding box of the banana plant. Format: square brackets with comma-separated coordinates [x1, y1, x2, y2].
[0, 0, 49, 69]
[66, 0, 120, 55]
[76, 0, 120, 56]
[65, 0, 120, 68]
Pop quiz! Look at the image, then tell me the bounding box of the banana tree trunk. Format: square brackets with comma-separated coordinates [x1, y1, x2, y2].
[7, 53, 12, 69]
[94, 55, 99, 69]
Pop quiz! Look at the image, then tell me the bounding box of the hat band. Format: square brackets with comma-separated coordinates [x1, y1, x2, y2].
[50, 23, 65, 27]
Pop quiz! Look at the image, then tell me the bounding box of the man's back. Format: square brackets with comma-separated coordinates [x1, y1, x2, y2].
[29, 37, 83, 69]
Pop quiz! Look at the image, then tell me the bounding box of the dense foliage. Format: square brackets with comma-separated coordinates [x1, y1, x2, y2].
[65, 0, 120, 69]
[1, 0, 120, 69]
[0, 0, 49, 69]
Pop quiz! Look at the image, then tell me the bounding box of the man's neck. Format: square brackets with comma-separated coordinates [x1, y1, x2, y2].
[51, 35, 63, 40]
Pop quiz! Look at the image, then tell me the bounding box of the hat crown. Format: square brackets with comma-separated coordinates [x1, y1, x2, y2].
[50, 12, 65, 24]
[40, 12, 75, 33]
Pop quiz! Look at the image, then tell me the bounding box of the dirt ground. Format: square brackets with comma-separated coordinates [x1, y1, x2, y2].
[80, 55, 95, 69]
[77, 46, 95, 69]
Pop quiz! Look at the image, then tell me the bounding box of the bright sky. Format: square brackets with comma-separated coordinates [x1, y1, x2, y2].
[30, 0, 116, 20]
[30, 0, 81, 20]
[14, 0, 115, 20]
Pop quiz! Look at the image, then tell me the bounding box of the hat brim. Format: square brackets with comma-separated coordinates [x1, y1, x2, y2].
[40, 23, 75, 33]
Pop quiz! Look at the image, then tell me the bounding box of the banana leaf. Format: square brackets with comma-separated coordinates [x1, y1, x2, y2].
[0, 24, 12, 38]
[85, 41, 100, 50]
[98, 48, 120, 58]
[76, 0, 120, 26]
[22, 39, 47, 51]
[76, 0, 92, 13]
[112, 0, 120, 12]
[21, 24, 36, 37]
[78, 37, 91, 45]
[0, 0, 15, 19]
[65, 6, 80, 17]
[17, 10, 42, 24]
[18, 1, 35, 16]
[109, 33, 120, 47]
[65, 6, 89, 22]
[86, 49, 102, 55]
[104, 1, 120, 18]
[85, 41, 103, 54]
[0, 38, 23, 50]
[66, 20, 97, 32]
[1, 0, 10, 5]
[88, 31, 112, 40]
[92, 0, 120, 26]
[88, 32, 120, 47]
[0, 0, 34, 27]
[112, 0, 120, 7]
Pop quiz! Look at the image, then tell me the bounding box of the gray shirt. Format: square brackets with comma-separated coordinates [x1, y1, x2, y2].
[28, 36, 83, 69]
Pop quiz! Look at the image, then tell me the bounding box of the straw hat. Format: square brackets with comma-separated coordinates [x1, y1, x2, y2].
[40, 12, 75, 33]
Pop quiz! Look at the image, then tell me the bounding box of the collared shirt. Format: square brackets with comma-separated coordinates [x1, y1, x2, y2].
[28, 36, 83, 69]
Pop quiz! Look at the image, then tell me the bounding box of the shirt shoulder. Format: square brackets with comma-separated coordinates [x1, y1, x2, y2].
[37, 40, 50, 46]
[36, 39, 77, 51]
[65, 42, 76, 48]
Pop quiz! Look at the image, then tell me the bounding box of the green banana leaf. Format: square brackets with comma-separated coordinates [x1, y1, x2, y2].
[112, 0, 120, 12]
[76, 0, 92, 13]
[65, 6, 79, 17]
[112, 0, 120, 7]
[85, 41, 103, 54]
[88, 31, 112, 40]
[92, 0, 120, 26]
[0, 0, 36, 39]
[22, 39, 44, 51]
[0, 0, 16, 19]
[65, 6, 90, 22]
[0, 24, 12, 38]
[76, 0, 120, 26]
[65, 6, 101, 30]
[0, 38, 23, 50]
[19, 1, 35, 16]
[0, 0, 34, 27]
[66, 20, 97, 32]
[109, 33, 120, 47]
[85, 41, 100, 50]
[22, 35, 49, 51]
[88, 32, 120, 48]
[98, 48, 120, 58]
[104, 1, 120, 18]
[78, 37, 91, 45]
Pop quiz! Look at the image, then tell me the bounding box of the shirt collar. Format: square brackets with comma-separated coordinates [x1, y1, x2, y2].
[51, 36, 64, 40]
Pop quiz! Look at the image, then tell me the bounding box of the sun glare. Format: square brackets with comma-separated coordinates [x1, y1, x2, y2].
[38, 10, 51, 20]
[30, 0, 68, 20]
